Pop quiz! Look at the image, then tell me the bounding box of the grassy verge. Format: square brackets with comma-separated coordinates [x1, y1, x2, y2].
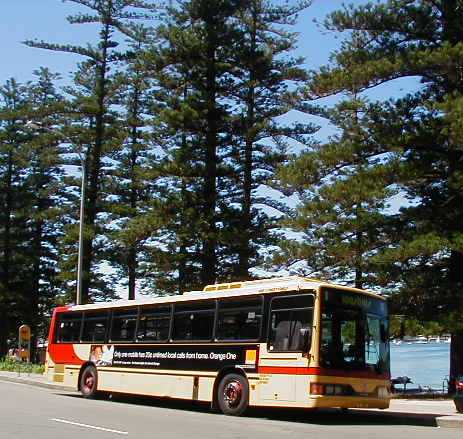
[0, 358, 45, 374]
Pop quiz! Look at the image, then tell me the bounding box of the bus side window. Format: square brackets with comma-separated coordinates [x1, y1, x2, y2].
[172, 301, 215, 341]
[268, 294, 314, 352]
[111, 309, 138, 342]
[56, 313, 82, 343]
[81, 312, 109, 343]
[137, 306, 171, 342]
[216, 297, 263, 341]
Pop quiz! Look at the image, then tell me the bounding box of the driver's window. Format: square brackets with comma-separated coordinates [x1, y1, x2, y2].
[268, 294, 314, 352]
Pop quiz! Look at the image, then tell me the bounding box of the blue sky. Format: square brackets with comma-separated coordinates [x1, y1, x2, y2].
[0, 1, 360, 84]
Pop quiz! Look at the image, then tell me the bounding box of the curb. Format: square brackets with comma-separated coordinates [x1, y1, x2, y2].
[0, 374, 74, 391]
[436, 416, 463, 429]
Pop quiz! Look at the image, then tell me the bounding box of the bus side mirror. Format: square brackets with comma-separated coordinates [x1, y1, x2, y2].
[299, 328, 312, 352]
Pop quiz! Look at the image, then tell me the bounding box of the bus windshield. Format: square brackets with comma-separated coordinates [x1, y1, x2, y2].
[320, 289, 389, 375]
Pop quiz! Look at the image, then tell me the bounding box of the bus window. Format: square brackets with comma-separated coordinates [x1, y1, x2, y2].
[81, 312, 108, 343]
[137, 306, 171, 342]
[56, 313, 82, 343]
[172, 301, 215, 341]
[111, 309, 138, 342]
[268, 294, 314, 352]
[216, 297, 262, 340]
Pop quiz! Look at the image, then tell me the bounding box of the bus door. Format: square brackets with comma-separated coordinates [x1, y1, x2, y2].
[259, 294, 314, 402]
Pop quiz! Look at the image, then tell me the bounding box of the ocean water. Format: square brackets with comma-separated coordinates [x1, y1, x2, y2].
[390, 342, 450, 390]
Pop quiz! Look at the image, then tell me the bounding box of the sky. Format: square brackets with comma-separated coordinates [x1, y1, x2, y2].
[0, 1, 361, 84]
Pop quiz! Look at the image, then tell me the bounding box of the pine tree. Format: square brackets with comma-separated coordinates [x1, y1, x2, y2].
[0, 79, 31, 355]
[291, 0, 463, 391]
[25, 0, 154, 303]
[0, 71, 65, 356]
[278, 83, 399, 288]
[227, 0, 314, 279]
[22, 68, 67, 349]
[134, 0, 316, 293]
[104, 24, 156, 299]
[141, 0, 246, 291]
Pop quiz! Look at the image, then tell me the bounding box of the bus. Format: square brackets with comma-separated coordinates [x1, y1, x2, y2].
[45, 276, 390, 415]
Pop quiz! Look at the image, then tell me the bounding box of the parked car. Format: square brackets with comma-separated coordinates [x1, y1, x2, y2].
[454, 376, 463, 413]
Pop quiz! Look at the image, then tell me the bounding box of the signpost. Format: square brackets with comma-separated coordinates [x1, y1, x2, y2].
[18, 324, 31, 363]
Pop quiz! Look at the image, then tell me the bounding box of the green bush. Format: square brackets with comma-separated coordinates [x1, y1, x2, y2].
[0, 357, 45, 374]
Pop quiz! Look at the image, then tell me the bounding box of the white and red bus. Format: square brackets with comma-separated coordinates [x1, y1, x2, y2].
[45, 277, 390, 415]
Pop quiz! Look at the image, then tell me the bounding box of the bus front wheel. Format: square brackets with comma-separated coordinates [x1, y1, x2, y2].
[217, 373, 249, 416]
[80, 365, 99, 399]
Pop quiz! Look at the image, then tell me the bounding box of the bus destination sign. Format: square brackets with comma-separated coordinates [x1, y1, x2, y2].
[323, 289, 387, 315]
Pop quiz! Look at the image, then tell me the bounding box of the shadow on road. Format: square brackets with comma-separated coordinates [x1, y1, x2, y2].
[57, 392, 439, 428]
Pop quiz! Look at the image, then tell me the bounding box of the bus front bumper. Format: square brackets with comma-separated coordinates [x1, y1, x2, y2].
[309, 395, 390, 410]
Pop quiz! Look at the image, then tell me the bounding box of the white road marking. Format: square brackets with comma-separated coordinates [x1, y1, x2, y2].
[51, 418, 128, 435]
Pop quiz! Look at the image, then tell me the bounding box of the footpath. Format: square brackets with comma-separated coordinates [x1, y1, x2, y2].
[1, 370, 463, 428]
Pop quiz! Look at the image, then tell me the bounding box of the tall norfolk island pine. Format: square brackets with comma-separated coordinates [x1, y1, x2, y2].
[0, 80, 31, 355]
[104, 24, 156, 300]
[231, 0, 314, 279]
[281, 0, 463, 389]
[140, 0, 315, 292]
[278, 95, 398, 289]
[0, 71, 65, 356]
[25, 0, 153, 303]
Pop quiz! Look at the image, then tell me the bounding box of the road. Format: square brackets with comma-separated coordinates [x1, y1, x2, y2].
[0, 381, 460, 439]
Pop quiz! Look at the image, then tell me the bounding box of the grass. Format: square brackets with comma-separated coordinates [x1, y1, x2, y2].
[0, 357, 45, 374]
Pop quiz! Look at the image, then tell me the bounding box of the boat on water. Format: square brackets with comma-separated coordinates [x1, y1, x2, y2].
[392, 335, 452, 344]
[402, 335, 428, 344]
[415, 336, 428, 344]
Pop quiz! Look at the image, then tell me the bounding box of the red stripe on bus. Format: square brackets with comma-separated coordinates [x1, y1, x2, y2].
[258, 366, 390, 380]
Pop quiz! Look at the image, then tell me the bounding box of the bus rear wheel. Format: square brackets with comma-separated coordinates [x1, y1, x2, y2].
[217, 373, 249, 416]
[80, 365, 99, 399]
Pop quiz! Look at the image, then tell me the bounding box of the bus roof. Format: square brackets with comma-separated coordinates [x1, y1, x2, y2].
[65, 276, 385, 312]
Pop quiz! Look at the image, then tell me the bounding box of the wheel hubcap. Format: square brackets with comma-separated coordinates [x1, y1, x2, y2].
[224, 381, 242, 407]
[83, 373, 94, 392]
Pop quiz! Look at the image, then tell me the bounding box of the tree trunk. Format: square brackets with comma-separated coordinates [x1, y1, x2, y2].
[441, 2, 463, 394]
[127, 89, 140, 301]
[236, 5, 258, 280]
[29, 209, 43, 360]
[0, 150, 13, 356]
[448, 250, 463, 393]
[80, 22, 110, 303]
[450, 332, 463, 394]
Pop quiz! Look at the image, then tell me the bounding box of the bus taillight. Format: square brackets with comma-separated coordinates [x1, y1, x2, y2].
[310, 383, 325, 395]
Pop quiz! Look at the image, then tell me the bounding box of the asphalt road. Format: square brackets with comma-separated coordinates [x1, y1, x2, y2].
[0, 381, 460, 439]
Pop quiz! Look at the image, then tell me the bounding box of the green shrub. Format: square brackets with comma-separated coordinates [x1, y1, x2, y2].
[0, 357, 45, 374]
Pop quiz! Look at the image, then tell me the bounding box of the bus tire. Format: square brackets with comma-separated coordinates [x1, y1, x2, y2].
[80, 365, 99, 399]
[217, 373, 249, 416]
